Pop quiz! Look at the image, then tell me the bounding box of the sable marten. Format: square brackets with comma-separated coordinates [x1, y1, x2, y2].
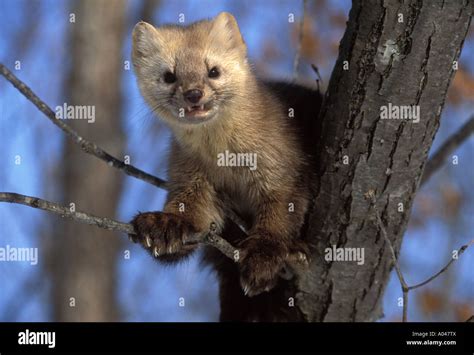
[130, 12, 322, 321]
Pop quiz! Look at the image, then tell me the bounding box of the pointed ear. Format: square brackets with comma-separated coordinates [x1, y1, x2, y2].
[132, 21, 161, 60]
[211, 12, 246, 55]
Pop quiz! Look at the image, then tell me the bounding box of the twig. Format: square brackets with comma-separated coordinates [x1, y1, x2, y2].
[366, 191, 409, 322]
[0, 192, 134, 234]
[0, 192, 237, 257]
[311, 63, 323, 93]
[206, 223, 235, 260]
[293, 0, 308, 79]
[366, 191, 472, 322]
[421, 115, 474, 185]
[0, 63, 166, 190]
[407, 240, 473, 291]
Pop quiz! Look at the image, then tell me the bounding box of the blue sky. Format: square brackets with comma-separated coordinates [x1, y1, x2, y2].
[0, 0, 472, 321]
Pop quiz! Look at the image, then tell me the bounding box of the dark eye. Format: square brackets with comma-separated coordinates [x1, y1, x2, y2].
[163, 71, 177, 84]
[208, 67, 220, 79]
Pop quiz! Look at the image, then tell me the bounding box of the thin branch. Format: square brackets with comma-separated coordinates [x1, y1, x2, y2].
[366, 191, 472, 322]
[0, 192, 236, 258]
[421, 115, 474, 185]
[293, 0, 308, 79]
[366, 191, 409, 322]
[0, 63, 166, 189]
[0, 192, 308, 274]
[206, 223, 236, 260]
[311, 63, 323, 93]
[0, 192, 134, 234]
[407, 240, 473, 291]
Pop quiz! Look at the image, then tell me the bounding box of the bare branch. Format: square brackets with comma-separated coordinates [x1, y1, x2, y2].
[206, 223, 236, 260]
[0, 192, 134, 233]
[407, 240, 473, 291]
[366, 191, 409, 322]
[0, 63, 166, 190]
[0, 192, 236, 258]
[310, 63, 322, 93]
[367, 191, 472, 322]
[292, 0, 308, 79]
[0, 192, 308, 275]
[421, 115, 474, 185]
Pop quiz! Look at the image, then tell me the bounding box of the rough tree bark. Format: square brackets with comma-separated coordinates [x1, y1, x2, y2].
[46, 0, 126, 321]
[295, 0, 472, 321]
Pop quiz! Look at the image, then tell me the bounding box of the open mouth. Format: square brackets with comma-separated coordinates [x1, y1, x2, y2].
[185, 104, 209, 116]
[180, 102, 215, 123]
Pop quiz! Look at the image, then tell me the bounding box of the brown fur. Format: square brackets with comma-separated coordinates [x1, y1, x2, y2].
[130, 12, 322, 321]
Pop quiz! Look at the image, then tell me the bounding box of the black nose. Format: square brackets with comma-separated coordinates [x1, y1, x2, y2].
[184, 89, 203, 104]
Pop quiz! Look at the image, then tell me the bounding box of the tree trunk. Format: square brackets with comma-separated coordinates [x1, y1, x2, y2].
[295, 0, 471, 321]
[47, 0, 126, 321]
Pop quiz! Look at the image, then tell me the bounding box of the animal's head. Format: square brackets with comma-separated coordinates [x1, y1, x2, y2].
[132, 12, 249, 127]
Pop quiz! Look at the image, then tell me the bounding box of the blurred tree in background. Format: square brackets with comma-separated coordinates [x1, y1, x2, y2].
[45, 0, 126, 321]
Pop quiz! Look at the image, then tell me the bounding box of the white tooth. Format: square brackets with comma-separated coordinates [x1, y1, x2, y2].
[200, 105, 204, 110]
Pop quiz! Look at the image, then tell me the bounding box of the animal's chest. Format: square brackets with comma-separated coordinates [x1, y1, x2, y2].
[185, 127, 263, 216]
[208, 160, 262, 218]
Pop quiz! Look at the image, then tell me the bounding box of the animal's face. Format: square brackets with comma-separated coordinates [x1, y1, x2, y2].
[132, 12, 249, 126]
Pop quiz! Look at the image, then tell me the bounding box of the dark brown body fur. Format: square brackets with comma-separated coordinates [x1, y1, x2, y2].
[202, 82, 322, 321]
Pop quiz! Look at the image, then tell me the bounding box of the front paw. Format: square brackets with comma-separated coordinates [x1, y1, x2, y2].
[238, 234, 289, 297]
[130, 212, 198, 262]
